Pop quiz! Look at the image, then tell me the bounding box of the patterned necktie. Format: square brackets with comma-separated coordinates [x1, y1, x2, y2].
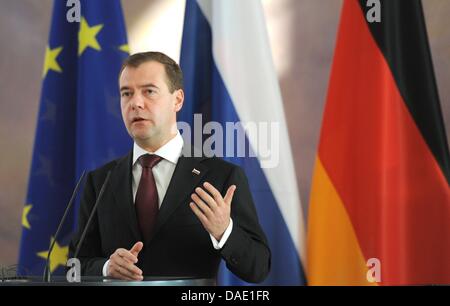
[135, 154, 162, 242]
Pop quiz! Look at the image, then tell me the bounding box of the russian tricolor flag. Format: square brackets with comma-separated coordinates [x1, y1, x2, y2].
[179, 0, 306, 285]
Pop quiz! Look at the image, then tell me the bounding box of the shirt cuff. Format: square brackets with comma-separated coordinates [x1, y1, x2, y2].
[210, 218, 233, 250]
[102, 259, 110, 277]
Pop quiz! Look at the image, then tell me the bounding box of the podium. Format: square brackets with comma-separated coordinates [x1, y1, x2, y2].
[0, 276, 216, 286]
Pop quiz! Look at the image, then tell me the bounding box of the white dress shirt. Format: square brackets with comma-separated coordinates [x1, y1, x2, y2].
[103, 131, 233, 276]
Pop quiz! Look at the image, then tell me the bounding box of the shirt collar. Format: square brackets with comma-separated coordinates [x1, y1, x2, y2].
[132, 131, 184, 166]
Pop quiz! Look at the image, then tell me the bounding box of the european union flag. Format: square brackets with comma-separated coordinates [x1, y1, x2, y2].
[18, 0, 131, 276]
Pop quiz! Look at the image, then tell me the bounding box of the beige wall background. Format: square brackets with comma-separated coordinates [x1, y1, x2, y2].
[0, 0, 449, 266]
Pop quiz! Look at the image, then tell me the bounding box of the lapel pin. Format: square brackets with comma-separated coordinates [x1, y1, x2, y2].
[192, 168, 200, 175]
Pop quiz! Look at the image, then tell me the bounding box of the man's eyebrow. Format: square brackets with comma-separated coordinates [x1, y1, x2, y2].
[120, 86, 130, 92]
[138, 83, 159, 89]
[120, 84, 160, 92]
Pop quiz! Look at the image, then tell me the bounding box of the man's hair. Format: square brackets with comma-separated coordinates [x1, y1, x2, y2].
[119, 51, 184, 93]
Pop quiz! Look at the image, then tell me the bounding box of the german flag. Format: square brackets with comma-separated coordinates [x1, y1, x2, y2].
[307, 0, 450, 285]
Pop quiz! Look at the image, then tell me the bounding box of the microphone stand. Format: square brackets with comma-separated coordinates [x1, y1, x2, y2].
[43, 170, 86, 282]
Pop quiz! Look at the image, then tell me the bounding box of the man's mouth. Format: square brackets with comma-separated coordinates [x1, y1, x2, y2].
[131, 117, 147, 123]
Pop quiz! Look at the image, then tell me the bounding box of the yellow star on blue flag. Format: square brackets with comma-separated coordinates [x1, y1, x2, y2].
[37, 237, 68, 273]
[119, 44, 130, 54]
[43, 46, 63, 78]
[22, 205, 32, 230]
[78, 17, 104, 56]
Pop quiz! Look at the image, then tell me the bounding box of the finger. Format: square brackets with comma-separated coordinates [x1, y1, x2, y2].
[189, 202, 209, 225]
[116, 248, 138, 264]
[113, 254, 143, 276]
[108, 263, 135, 281]
[129, 241, 143, 256]
[203, 182, 223, 204]
[224, 185, 236, 205]
[117, 265, 143, 281]
[109, 266, 131, 281]
[195, 187, 218, 210]
[110, 252, 142, 274]
[191, 193, 213, 217]
[112, 264, 143, 281]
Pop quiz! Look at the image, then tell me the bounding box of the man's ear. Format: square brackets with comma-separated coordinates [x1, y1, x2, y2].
[174, 89, 184, 112]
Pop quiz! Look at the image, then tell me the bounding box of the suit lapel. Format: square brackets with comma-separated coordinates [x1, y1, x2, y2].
[150, 156, 208, 241]
[110, 151, 142, 242]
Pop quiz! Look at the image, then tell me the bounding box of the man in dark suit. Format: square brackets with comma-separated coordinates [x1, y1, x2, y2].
[69, 51, 270, 283]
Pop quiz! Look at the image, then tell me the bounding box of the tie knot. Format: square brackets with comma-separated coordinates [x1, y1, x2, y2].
[139, 154, 162, 169]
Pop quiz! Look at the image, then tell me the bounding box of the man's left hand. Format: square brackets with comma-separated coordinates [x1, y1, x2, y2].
[190, 182, 236, 241]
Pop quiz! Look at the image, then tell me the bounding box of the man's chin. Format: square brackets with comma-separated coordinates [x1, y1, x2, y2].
[130, 130, 153, 141]
[134, 134, 152, 141]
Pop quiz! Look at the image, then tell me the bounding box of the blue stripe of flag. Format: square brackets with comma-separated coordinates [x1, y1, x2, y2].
[180, 0, 306, 285]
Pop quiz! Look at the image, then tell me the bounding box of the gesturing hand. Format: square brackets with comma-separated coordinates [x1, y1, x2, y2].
[107, 241, 144, 281]
[190, 182, 236, 241]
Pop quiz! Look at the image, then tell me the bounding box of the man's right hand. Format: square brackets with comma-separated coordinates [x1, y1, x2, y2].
[107, 241, 144, 281]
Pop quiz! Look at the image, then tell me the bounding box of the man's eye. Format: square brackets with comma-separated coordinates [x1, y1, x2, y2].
[121, 92, 130, 97]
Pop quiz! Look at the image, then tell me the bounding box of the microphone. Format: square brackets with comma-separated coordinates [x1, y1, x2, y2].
[73, 170, 112, 262]
[43, 170, 87, 282]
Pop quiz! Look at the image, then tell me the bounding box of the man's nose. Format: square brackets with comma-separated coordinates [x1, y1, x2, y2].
[130, 93, 145, 110]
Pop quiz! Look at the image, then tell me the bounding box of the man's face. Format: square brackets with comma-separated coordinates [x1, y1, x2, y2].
[119, 61, 183, 145]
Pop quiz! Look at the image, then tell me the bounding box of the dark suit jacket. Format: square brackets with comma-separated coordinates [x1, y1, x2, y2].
[69, 150, 271, 283]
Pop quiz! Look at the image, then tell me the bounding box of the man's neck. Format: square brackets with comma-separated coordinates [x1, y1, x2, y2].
[136, 131, 178, 153]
